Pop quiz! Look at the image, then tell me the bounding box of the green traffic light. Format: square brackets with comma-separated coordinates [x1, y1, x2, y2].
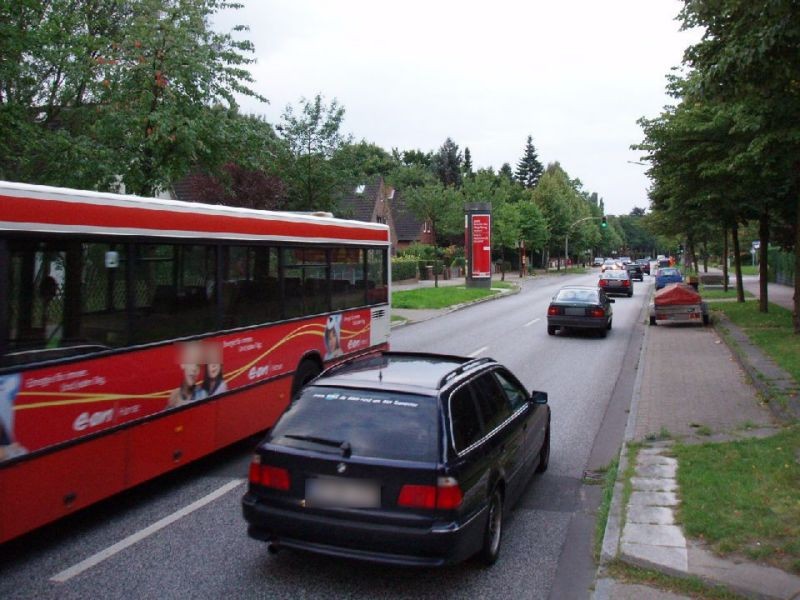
[601, 216, 607, 228]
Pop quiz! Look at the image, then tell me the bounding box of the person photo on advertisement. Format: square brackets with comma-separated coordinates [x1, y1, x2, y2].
[168, 342, 208, 407]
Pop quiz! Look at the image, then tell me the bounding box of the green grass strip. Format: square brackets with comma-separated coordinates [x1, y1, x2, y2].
[711, 301, 800, 383]
[701, 289, 754, 300]
[674, 425, 800, 574]
[593, 457, 619, 561]
[605, 559, 747, 599]
[391, 286, 499, 309]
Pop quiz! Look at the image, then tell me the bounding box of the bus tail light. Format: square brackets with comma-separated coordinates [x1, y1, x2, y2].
[248, 455, 290, 491]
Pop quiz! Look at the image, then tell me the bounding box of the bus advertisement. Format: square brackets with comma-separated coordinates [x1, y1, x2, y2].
[0, 181, 391, 543]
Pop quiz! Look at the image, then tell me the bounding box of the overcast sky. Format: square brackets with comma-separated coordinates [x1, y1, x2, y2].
[215, 1, 701, 216]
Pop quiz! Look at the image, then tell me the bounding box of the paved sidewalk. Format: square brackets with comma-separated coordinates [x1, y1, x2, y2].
[595, 301, 800, 599]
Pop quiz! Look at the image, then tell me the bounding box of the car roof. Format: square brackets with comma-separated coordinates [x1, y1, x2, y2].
[314, 352, 496, 395]
[601, 270, 629, 277]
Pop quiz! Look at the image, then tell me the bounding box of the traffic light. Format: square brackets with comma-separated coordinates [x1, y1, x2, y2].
[601, 216, 607, 228]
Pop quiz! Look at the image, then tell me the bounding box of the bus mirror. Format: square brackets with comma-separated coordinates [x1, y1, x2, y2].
[105, 251, 120, 269]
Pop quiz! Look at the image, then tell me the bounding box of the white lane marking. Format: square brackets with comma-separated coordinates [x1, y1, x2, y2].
[467, 346, 488, 358]
[524, 318, 541, 327]
[50, 478, 245, 583]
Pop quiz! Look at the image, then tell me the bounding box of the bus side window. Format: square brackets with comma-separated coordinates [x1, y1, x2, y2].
[79, 242, 127, 348]
[331, 248, 365, 310]
[366, 248, 388, 305]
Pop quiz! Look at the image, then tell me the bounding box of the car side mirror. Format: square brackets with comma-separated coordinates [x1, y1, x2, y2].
[530, 390, 548, 405]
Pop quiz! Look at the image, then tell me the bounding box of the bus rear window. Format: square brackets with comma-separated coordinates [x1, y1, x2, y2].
[270, 386, 439, 462]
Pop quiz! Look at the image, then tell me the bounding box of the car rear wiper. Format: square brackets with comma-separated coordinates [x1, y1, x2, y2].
[283, 434, 352, 457]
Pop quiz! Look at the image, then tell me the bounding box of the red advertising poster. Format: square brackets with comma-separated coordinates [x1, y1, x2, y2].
[0, 309, 372, 459]
[471, 214, 491, 278]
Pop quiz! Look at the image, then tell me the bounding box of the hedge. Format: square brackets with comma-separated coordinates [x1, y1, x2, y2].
[768, 248, 795, 286]
[391, 257, 418, 281]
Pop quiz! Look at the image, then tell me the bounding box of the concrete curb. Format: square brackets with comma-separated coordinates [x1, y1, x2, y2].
[598, 313, 652, 558]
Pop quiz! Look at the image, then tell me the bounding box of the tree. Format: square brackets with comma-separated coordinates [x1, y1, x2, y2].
[678, 0, 800, 327]
[515, 135, 544, 188]
[404, 182, 461, 247]
[0, 0, 265, 196]
[531, 163, 578, 268]
[463, 147, 473, 178]
[431, 138, 462, 187]
[276, 94, 352, 211]
[190, 164, 288, 210]
[498, 163, 515, 182]
[333, 141, 398, 182]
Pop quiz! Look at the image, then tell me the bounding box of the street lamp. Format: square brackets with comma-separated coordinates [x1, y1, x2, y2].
[565, 216, 604, 269]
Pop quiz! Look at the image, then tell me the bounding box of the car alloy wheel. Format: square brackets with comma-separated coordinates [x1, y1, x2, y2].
[536, 425, 550, 473]
[479, 490, 503, 566]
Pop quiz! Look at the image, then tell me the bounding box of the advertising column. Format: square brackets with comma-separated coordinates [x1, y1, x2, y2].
[465, 202, 491, 289]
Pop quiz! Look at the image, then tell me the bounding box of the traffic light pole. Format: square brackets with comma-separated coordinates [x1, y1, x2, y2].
[565, 216, 606, 269]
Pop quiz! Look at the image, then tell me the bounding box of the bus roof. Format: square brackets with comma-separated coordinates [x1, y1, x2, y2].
[0, 180, 390, 245]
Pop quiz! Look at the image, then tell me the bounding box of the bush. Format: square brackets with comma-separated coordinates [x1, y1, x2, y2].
[400, 243, 438, 260]
[391, 257, 418, 281]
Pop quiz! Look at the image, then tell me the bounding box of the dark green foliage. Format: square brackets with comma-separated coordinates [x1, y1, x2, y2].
[514, 135, 544, 188]
[0, 0, 265, 196]
[431, 137, 462, 188]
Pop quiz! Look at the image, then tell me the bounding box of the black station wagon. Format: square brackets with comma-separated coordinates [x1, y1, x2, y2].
[242, 352, 551, 566]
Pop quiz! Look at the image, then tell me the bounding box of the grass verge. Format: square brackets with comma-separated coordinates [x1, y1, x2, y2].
[605, 559, 747, 599]
[674, 425, 800, 574]
[391, 286, 499, 309]
[592, 457, 619, 561]
[711, 301, 800, 383]
[700, 288, 754, 300]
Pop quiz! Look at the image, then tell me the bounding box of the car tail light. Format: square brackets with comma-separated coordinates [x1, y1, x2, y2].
[547, 305, 562, 316]
[435, 477, 464, 509]
[589, 308, 605, 318]
[248, 455, 290, 491]
[397, 477, 463, 510]
[599, 279, 608, 287]
[622, 280, 630, 287]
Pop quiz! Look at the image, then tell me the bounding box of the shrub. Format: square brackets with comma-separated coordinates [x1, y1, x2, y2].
[391, 257, 418, 281]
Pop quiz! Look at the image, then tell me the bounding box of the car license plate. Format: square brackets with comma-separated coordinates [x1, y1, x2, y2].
[564, 307, 584, 316]
[306, 476, 380, 508]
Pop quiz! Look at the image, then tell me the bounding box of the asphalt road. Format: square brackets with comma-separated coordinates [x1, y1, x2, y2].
[0, 271, 651, 600]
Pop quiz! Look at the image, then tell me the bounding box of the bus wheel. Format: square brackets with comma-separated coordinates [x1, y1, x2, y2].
[291, 359, 321, 398]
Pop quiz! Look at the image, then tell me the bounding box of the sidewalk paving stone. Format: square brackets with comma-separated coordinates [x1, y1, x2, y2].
[594, 276, 800, 600]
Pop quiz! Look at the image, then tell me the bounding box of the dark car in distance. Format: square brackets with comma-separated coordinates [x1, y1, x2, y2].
[599, 269, 634, 297]
[242, 352, 551, 567]
[547, 285, 614, 337]
[625, 262, 644, 281]
[635, 258, 650, 275]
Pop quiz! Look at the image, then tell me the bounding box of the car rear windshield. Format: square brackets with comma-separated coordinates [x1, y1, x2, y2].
[604, 271, 628, 279]
[270, 386, 440, 462]
[555, 289, 598, 303]
[659, 268, 678, 276]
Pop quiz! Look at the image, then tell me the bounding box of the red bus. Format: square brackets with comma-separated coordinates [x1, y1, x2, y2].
[0, 181, 391, 543]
